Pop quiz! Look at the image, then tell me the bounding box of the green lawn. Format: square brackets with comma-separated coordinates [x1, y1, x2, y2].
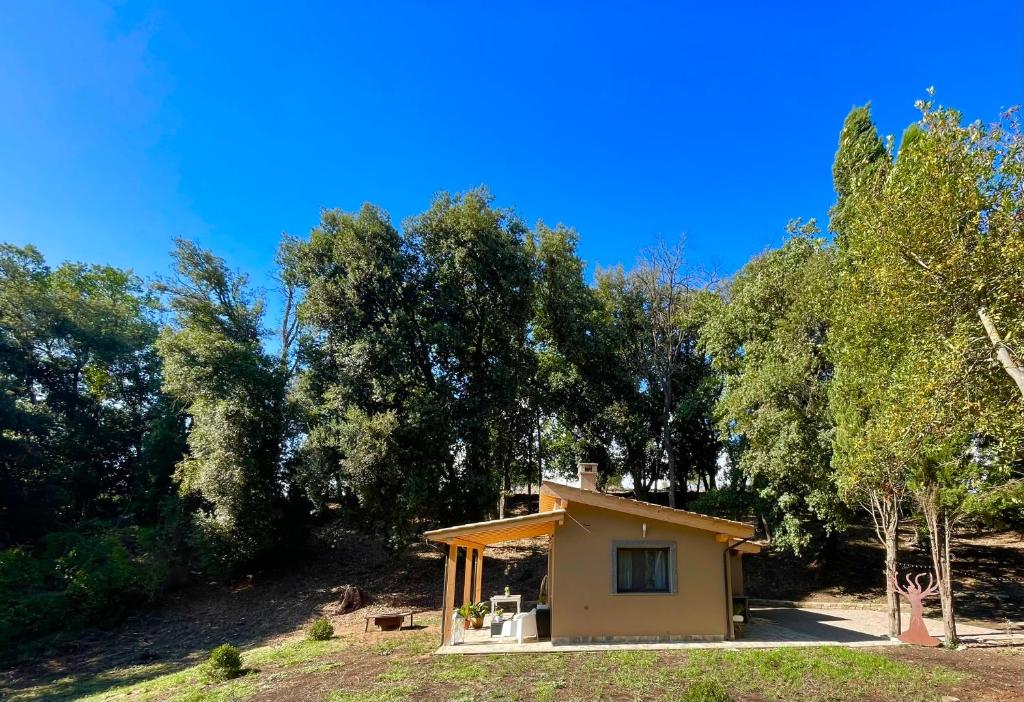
[6, 624, 968, 702]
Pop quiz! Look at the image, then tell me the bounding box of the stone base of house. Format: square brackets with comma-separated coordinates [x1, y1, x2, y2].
[554, 634, 725, 645]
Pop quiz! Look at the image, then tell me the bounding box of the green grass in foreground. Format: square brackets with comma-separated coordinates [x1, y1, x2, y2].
[6, 628, 966, 702]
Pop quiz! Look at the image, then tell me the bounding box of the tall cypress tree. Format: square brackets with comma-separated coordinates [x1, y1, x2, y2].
[830, 104, 888, 240]
[828, 104, 907, 638]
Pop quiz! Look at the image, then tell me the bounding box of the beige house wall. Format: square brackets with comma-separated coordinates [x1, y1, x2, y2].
[549, 502, 730, 641]
[730, 552, 744, 596]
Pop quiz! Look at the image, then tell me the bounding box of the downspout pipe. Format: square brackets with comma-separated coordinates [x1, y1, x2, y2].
[722, 535, 754, 640]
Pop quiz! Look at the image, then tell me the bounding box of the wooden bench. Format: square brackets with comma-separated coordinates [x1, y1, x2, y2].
[364, 611, 414, 632]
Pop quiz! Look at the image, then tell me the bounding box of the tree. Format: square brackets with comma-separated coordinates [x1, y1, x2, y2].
[631, 239, 709, 507]
[830, 96, 1024, 644]
[408, 189, 537, 518]
[289, 190, 538, 542]
[0, 244, 176, 543]
[828, 103, 907, 638]
[155, 240, 291, 569]
[701, 222, 844, 555]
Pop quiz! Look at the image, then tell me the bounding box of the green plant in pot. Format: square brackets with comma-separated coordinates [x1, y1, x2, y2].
[458, 602, 488, 629]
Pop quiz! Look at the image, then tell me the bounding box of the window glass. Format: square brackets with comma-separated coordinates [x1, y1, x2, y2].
[615, 547, 670, 593]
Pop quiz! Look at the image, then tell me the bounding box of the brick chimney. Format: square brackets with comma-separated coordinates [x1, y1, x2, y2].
[578, 462, 599, 492]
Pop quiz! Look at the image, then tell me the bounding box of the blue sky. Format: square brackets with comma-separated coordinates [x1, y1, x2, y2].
[2, 1, 1022, 317]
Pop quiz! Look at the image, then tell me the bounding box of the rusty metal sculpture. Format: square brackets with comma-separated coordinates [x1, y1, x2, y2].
[891, 571, 941, 646]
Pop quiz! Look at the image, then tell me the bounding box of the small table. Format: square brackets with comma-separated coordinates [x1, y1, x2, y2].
[489, 594, 521, 616]
[364, 611, 414, 632]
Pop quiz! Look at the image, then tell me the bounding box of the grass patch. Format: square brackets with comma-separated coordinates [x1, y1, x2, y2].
[377, 660, 416, 682]
[429, 656, 489, 682]
[6, 631, 970, 702]
[326, 685, 415, 702]
[658, 648, 963, 701]
[532, 679, 566, 702]
[245, 636, 346, 667]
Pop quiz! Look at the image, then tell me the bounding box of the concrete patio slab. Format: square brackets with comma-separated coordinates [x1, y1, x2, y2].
[435, 606, 1006, 654]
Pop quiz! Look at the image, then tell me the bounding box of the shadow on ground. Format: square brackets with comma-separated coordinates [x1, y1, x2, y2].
[1, 497, 551, 700]
[751, 607, 889, 644]
[745, 525, 1024, 624]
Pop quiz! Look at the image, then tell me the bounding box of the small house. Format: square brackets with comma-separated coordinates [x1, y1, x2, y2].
[425, 464, 759, 648]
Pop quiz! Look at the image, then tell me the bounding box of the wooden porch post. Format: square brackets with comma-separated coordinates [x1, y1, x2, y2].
[724, 547, 735, 640]
[462, 546, 474, 605]
[441, 542, 457, 645]
[473, 548, 484, 603]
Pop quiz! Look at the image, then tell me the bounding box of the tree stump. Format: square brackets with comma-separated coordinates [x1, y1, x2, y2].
[339, 585, 365, 613]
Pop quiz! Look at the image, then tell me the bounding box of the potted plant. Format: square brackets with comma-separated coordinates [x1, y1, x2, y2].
[503, 585, 511, 596]
[458, 602, 488, 629]
[493, 607, 504, 622]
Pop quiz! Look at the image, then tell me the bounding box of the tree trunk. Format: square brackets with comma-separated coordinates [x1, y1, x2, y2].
[662, 371, 677, 508]
[498, 463, 508, 519]
[978, 307, 1024, 399]
[526, 410, 533, 497]
[918, 486, 958, 646]
[536, 411, 543, 488]
[883, 521, 902, 638]
[867, 489, 902, 638]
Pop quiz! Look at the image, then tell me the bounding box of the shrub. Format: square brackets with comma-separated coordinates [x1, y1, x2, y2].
[0, 524, 174, 655]
[682, 679, 731, 702]
[307, 618, 334, 641]
[206, 643, 243, 680]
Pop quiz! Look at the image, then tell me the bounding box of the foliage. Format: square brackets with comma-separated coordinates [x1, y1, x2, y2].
[829, 94, 1024, 644]
[307, 618, 335, 641]
[205, 643, 243, 681]
[0, 523, 173, 650]
[289, 190, 540, 542]
[456, 602, 489, 619]
[0, 244, 181, 543]
[701, 222, 844, 555]
[155, 240, 294, 571]
[533, 228, 720, 500]
[631, 239, 711, 506]
[686, 488, 756, 521]
[0, 244, 190, 652]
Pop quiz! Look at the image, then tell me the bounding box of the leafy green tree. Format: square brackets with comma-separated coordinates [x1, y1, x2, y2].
[532, 227, 642, 489]
[831, 95, 1024, 644]
[0, 244, 177, 542]
[827, 103, 909, 638]
[701, 222, 843, 555]
[631, 240, 709, 507]
[533, 230, 719, 500]
[0, 244, 187, 648]
[408, 189, 537, 517]
[290, 190, 537, 542]
[155, 240, 291, 569]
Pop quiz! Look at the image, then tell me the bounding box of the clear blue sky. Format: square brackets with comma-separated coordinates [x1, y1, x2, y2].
[2, 1, 1022, 315]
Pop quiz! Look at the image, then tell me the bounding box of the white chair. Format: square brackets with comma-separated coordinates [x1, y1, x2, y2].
[450, 612, 465, 645]
[508, 609, 538, 643]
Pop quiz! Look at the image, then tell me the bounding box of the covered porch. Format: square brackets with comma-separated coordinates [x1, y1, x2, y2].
[425, 509, 566, 649]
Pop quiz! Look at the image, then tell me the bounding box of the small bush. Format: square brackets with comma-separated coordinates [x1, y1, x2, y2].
[682, 679, 731, 702]
[307, 618, 334, 641]
[206, 643, 243, 680]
